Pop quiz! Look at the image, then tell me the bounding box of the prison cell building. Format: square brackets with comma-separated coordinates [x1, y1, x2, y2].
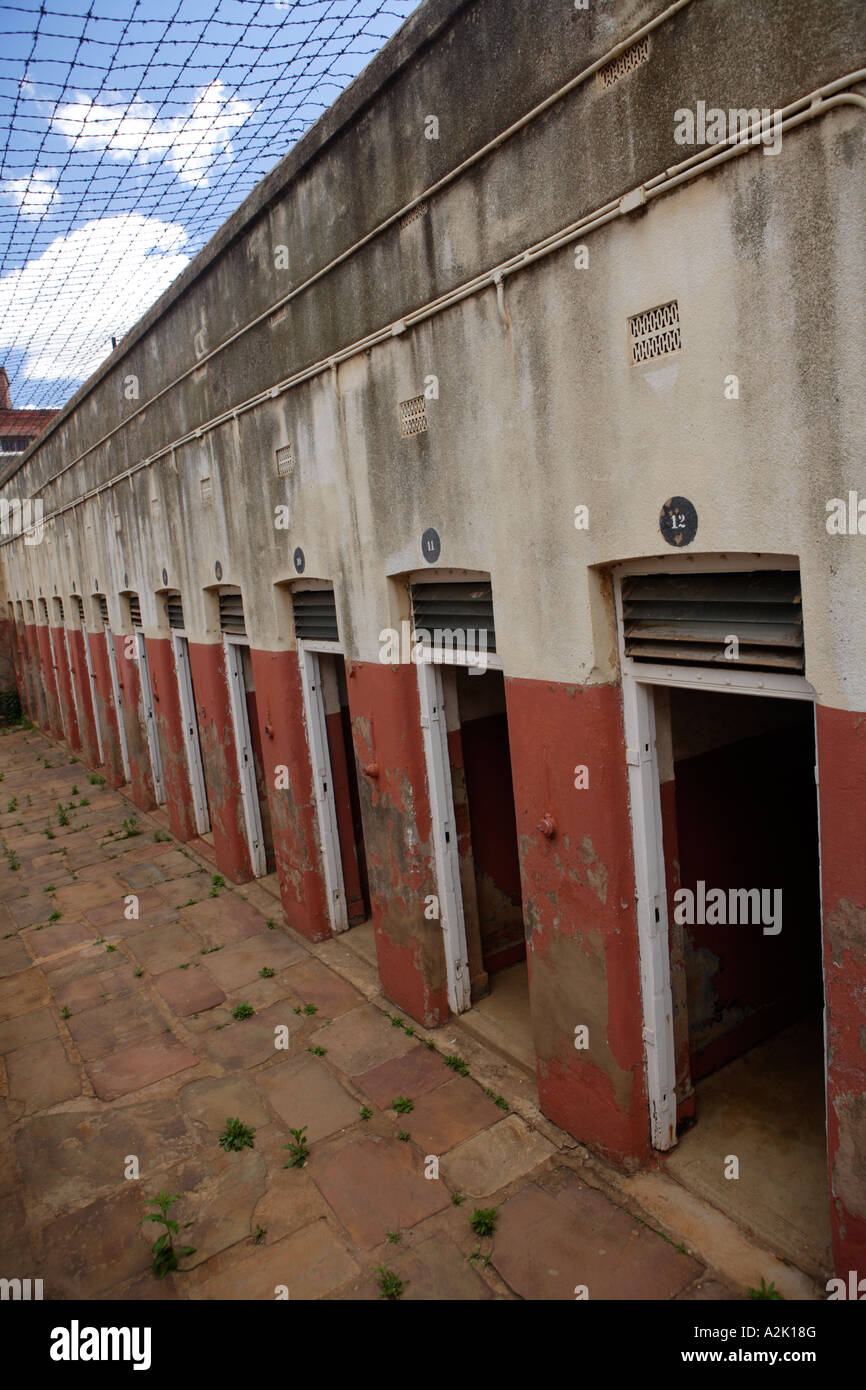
[1, 0, 864, 1283]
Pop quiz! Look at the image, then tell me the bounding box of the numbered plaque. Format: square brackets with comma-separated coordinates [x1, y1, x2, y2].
[659, 496, 698, 547]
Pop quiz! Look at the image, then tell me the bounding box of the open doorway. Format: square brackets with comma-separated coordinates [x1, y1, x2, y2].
[320, 652, 370, 927]
[657, 686, 830, 1272]
[297, 643, 371, 936]
[223, 634, 275, 878]
[616, 558, 831, 1277]
[442, 663, 532, 1071]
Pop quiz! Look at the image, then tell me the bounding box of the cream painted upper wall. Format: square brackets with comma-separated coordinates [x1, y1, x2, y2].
[3, 0, 865, 709]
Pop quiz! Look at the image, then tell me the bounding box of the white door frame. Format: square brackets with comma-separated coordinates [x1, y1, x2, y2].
[134, 631, 165, 804]
[104, 626, 131, 782]
[297, 639, 349, 935]
[613, 555, 819, 1151]
[416, 653, 473, 1015]
[223, 634, 266, 877]
[171, 630, 210, 836]
[81, 625, 104, 764]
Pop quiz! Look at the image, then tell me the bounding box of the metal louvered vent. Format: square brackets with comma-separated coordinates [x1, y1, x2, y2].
[38, 597, 48, 623]
[411, 582, 497, 654]
[629, 301, 681, 363]
[622, 571, 804, 673]
[275, 444, 294, 478]
[291, 588, 338, 643]
[55, 597, 65, 623]
[166, 592, 185, 629]
[400, 395, 427, 437]
[128, 594, 142, 628]
[73, 596, 85, 624]
[218, 591, 246, 635]
[597, 35, 650, 90]
[97, 595, 109, 625]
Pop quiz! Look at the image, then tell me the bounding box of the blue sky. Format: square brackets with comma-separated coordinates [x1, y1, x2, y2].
[0, 0, 418, 408]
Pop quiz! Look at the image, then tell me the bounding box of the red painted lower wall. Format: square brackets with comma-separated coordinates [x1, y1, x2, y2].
[67, 629, 101, 769]
[23, 623, 49, 730]
[506, 676, 650, 1166]
[348, 660, 448, 1027]
[146, 635, 198, 842]
[113, 633, 156, 812]
[817, 703, 866, 1276]
[35, 625, 62, 738]
[187, 640, 252, 883]
[247, 647, 330, 940]
[88, 631, 126, 788]
[50, 625, 81, 750]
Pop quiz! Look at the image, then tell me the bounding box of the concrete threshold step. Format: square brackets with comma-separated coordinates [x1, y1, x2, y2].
[591, 1163, 826, 1301]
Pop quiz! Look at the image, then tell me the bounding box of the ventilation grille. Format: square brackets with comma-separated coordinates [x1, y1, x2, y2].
[97, 595, 109, 625]
[55, 597, 65, 623]
[629, 301, 681, 364]
[400, 201, 428, 230]
[275, 443, 294, 478]
[622, 571, 804, 673]
[218, 591, 246, 635]
[400, 395, 428, 437]
[73, 596, 85, 624]
[128, 593, 142, 628]
[291, 588, 339, 643]
[166, 592, 185, 629]
[597, 35, 650, 90]
[38, 597, 48, 623]
[410, 582, 497, 654]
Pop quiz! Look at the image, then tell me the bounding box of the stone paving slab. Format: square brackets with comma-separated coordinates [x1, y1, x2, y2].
[313, 1136, 451, 1248]
[14, 1100, 194, 1214]
[180, 1075, 272, 1134]
[397, 1077, 503, 1154]
[178, 897, 271, 949]
[154, 964, 226, 1017]
[6, 1035, 81, 1111]
[257, 1054, 360, 1141]
[310, 1003, 416, 1076]
[283, 956, 365, 1017]
[66, 993, 168, 1061]
[0, 934, 32, 976]
[440, 1113, 556, 1196]
[199, 1000, 305, 1070]
[127, 922, 201, 973]
[87, 1033, 199, 1100]
[354, 1043, 451, 1109]
[0, 967, 49, 1020]
[153, 872, 217, 909]
[491, 1180, 702, 1301]
[0, 1004, 58, 1053]
[201, 932, 305, 991]
[187, 1219, 359, 1300]
[38, 1188, 152, 1299]
[21, 919, 95, 960]
[53, 963, 140, 1014]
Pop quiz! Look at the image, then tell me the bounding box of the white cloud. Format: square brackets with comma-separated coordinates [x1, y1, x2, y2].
[53, 80, 253, 188]
[0, 214, 190, 381]
[4, 169, 61, 218]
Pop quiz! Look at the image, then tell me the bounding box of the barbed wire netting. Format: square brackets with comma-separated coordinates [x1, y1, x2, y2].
[0, 0, 419, 410]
